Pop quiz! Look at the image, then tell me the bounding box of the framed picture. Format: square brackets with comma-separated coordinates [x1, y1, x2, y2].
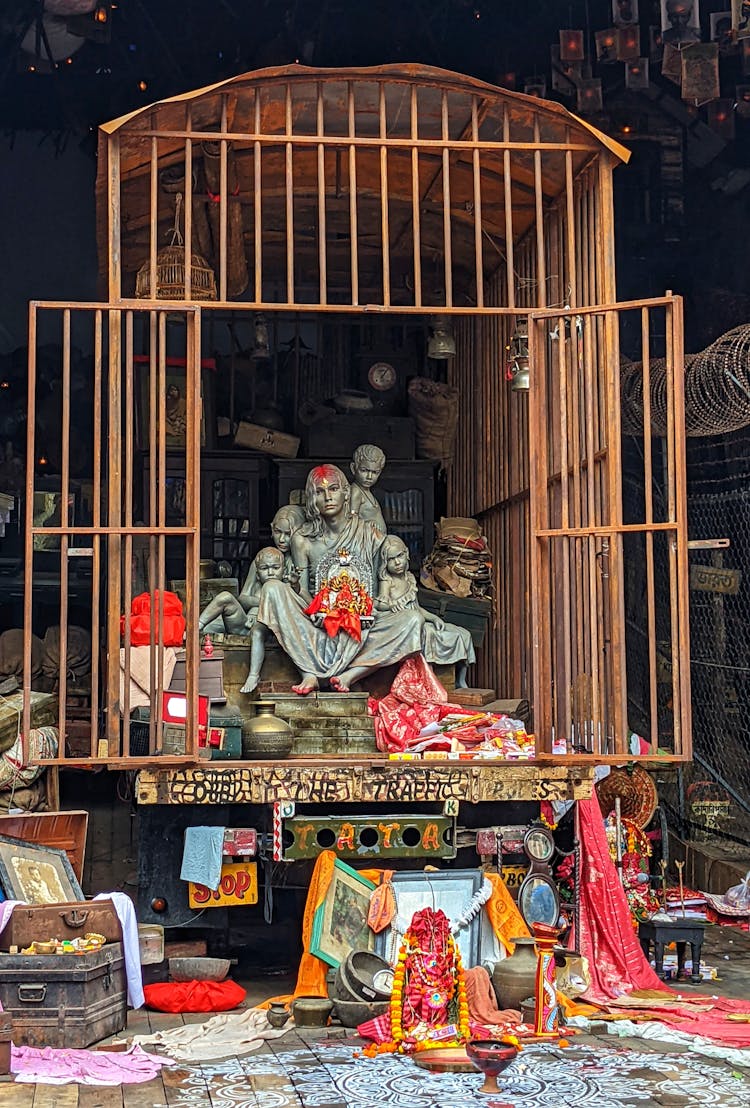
[613, 0, 639, 25]
[135, 356, 217, 451]
[310, 859, 376, 968]
[0, 836, 84, 905]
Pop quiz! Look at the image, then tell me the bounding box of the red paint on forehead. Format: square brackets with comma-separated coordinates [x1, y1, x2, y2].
[310, 464, 341, 485]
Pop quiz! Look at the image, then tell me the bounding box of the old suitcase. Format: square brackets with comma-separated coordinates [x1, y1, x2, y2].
[0, 942, 127, 1048]
[0, 899, 122, 951]
[417, 587, 492, 648]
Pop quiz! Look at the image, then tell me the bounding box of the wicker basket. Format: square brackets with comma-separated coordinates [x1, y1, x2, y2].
[135, 244, 217, 301]
[135, 192, 217, 301]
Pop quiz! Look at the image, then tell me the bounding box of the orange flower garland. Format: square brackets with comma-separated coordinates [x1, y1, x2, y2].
[364, 908, 471, 1056]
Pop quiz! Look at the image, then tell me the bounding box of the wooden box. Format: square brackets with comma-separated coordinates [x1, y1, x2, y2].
[0, 900, 122, 951]
[169, 648, 226, 702]
[305, 415, 415, 459]
[233, 421, 300, 458]
[417, 588, 492, 648]
[0, 942, 127, 1048]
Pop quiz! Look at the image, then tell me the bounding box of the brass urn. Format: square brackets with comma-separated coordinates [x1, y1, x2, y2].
[241, 701, 293, 759]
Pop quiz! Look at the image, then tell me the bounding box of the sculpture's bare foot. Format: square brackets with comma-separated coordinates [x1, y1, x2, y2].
[330, 675, 350, 693]
[240, 672, 261, 694]
[292, 675, 318, 696]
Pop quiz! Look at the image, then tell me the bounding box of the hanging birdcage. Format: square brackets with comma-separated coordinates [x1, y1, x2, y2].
[135, 193, 217, 301]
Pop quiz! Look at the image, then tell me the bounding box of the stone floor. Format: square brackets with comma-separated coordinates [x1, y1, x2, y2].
[0, 925, 747, 1108]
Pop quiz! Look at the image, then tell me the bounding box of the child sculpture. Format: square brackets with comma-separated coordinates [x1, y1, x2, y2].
[377, 535, 475, 688]
[349, 443, 386, 533]
[197, 506, 304, 636]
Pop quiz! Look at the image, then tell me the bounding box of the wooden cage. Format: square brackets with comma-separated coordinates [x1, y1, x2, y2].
[23, 64, 691, 773]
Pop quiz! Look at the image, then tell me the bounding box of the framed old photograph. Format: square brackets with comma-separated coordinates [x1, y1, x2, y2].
[310, 859, 376, 968]
[0, 836, 84, 905]
[135, 356, 217, 451]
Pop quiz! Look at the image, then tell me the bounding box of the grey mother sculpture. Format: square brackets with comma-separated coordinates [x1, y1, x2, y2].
[197, 456, 474, 695]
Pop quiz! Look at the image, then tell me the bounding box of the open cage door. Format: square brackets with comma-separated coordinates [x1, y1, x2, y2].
[527, 296, 691, 761]
[23, 302, 204, 765]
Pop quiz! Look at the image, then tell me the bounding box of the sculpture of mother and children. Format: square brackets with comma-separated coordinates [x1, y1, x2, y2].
[197, 446, 475, 695]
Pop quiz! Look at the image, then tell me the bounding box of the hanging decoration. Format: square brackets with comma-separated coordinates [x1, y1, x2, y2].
[577, 78, 604, 114]
[524, 76, 547, 98]
[506, 317, 530, 392]
[710, 11, 734, 50]
[135, 193, 218, 301]
[550, 46, 581, 95]
[613, 0, 640, 26]
[707, 97, 736, 138]
[661, 0, 701, 47]
[595, 29, 619, 63]
[363, 907, 470, 1056]
[559, 30, 585, 62]
[661, 42, 683, 84]
[733, 0, 750, 39]
[617, 25, 641, 60]
[681, 42, 720, 103]
[625, 57, 650, 90]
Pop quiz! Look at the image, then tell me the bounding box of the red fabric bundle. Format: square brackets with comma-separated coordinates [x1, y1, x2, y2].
[143, 979, 246, 1013]
[369, 655, 462, 752]
[120, 590, 186, 647]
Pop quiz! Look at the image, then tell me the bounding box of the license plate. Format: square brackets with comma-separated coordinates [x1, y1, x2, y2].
[188, 862, 258, 908]
[500, 864, 528, 890]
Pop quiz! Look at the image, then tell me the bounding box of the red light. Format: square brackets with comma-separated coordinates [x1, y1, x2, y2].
[150, 897, 167, 913]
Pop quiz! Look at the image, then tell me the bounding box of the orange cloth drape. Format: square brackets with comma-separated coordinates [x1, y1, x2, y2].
[293, 852, 531, 998]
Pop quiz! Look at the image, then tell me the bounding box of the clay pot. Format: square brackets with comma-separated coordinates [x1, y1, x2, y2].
[489, 937, 538, 1011]
[292, 997, 333, 1027]
[241, 701, 293, 759]
[267, 1002, 290, 1029]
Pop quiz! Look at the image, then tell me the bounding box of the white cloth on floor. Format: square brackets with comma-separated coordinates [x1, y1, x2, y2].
[180, 825, 225, 891]
[569, 1015, 750, 1070]
[129, 1006, 292, 1062]
[118, 646, 178, 713]
[93, 891, 144, 1009]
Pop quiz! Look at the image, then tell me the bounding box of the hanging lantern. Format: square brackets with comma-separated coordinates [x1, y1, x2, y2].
[559, 30, 585, 63]
[252, 314, 270, 360]
[617, 26, 640, 61]
[135, 193, 217, 301]
[508, 317, 530, 392]
[595, 29, 618, 63]
[427, 316, 456, 360]
[577, 78, 604, 115]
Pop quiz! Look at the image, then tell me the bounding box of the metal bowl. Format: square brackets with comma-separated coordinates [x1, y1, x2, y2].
[343, 951, 394, 1001]
[168, 956, 231, 982]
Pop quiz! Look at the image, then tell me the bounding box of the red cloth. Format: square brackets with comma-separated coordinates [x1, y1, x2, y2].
[577, 795, 666, 1003]
[641, 996, 750, 1046]
[368, 655, 462, 752]
[120, 590, 186, 647]
[143, 979, 246, 1013]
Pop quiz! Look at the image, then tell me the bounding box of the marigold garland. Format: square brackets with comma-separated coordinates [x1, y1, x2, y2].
[369, 907, 471, 1056]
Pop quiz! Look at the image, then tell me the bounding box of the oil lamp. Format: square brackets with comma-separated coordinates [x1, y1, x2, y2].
[252, 314, 270, 360]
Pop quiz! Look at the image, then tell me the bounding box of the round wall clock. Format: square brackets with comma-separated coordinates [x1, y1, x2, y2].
[368, 361, 398, 391]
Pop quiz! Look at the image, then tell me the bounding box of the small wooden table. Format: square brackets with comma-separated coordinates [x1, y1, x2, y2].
[638, 918, 707, 983]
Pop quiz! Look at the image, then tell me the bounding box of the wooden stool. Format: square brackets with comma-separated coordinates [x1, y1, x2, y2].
[638, 918, 707, 983]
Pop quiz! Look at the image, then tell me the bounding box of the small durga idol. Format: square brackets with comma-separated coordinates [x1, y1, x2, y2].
[361, 907, 471, 1056]
[305, 547, 374, 642]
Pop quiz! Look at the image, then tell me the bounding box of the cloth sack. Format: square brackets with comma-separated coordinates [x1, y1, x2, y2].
[120, 591, 186, 647]
[143, 979, 246, 1013]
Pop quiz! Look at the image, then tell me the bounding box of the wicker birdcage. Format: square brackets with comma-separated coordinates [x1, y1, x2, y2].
[135, 193, 217, 301]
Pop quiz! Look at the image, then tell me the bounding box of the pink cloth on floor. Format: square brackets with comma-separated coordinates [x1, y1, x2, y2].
[11, 1044, 170, 1085]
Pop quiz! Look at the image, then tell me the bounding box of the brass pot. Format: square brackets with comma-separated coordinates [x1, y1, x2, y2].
[241, 701, 293, 759]
[489, 937, 538, 1011]
[199, 559, 217, 580]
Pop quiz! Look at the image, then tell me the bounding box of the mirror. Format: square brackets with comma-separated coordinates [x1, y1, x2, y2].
[518, 874, 560, 929]
[524, 825, 555, 863]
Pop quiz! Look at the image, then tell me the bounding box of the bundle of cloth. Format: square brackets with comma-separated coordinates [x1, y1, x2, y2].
[420, 516, 493, 600]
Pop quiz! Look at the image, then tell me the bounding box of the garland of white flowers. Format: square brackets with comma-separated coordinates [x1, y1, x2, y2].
[387, 877, 493, 962]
